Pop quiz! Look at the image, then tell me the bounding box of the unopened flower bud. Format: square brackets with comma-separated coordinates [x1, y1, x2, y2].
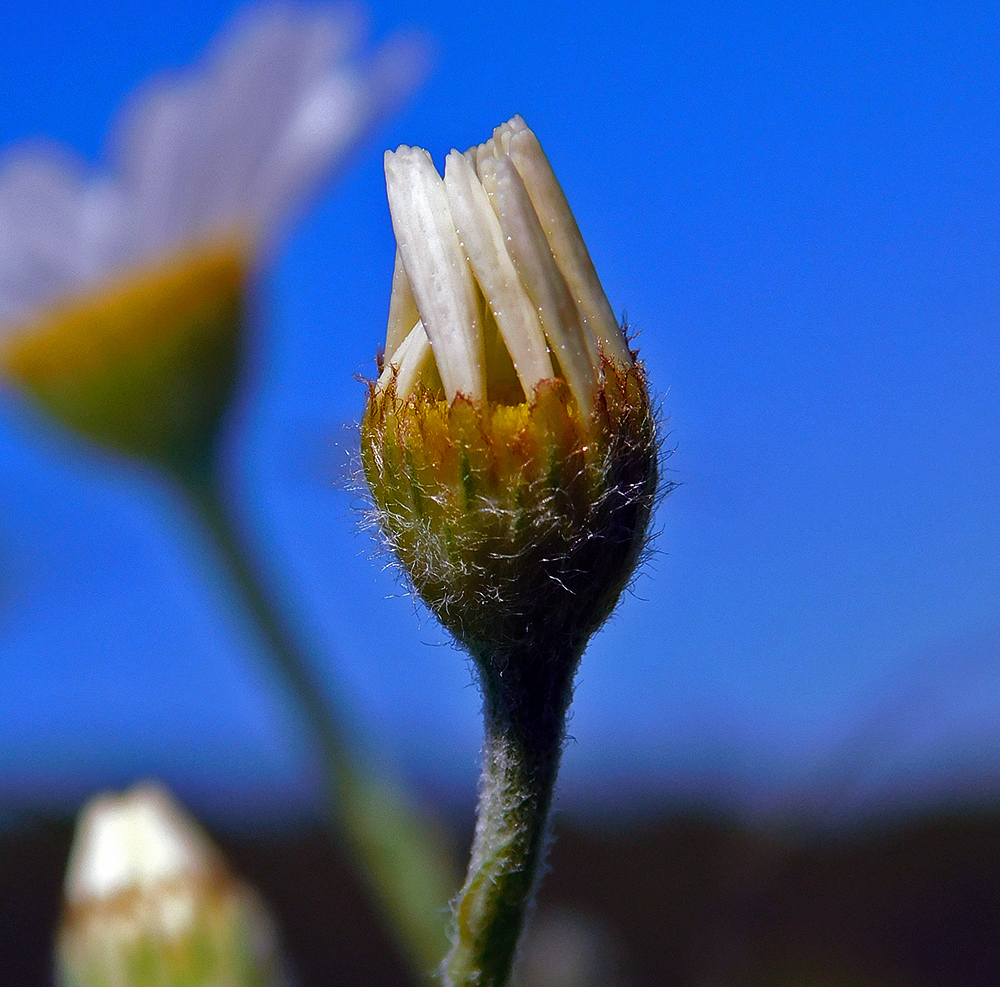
[56, 783, 289, 987]
[363, 117, 658, 714]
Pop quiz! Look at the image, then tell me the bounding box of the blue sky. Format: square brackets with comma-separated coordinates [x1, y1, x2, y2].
[1, 0, 999, 827]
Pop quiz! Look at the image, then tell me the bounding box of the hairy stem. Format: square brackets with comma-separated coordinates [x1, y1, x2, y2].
[442, 648, 575, 987]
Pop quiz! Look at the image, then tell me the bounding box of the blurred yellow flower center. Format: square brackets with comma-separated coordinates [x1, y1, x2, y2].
[1, 240, 247, 384]
[0, 240, 249, 470]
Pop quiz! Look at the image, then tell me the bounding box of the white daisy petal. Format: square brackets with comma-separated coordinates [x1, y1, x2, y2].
[506, 118, 631, 367]
[0, 149, 125, 323]
[491, 152, 598, 414]
[490, 119, 515, 156]
[384, 146, 484, 402]
[443, 150, 553, 397]
[113, 82, 202, 255]
[377, 318, 432, 398]
[386, 249, 420, 361]
[0, 152, 84, 320]
[198, 7, 366, 235]
[251, 26, 430, 238]
[379, 118, 624, 419]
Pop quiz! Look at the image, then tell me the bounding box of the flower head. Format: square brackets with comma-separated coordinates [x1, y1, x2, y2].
[363, 115, 659, 678]
[57, 783, 288, 987]
[0, 4, 426, 472]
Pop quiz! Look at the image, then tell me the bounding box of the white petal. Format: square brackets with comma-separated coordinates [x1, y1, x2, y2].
[113, 8, 347, 249]
[491, 153, 597, 414]
[386, 249, 419, 360]
[384, 146, 484, 402]
[0, 149, 123, 327]
[377, 318, 432, 398]
[65, 784, 217, 904]
[443, 150, 553, 397]
[474, 141, 496, 183]
[491, 119, 515, 155]
[506, 118, 632, 367]
[0, 6, 427, 333]
[0, 4, 426, 336]
[112, 80, 203, 256]
[0, 153, 82, 323]
[243, 26, 428, 238]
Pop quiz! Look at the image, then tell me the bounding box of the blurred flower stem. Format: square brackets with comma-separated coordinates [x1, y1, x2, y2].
[178, 455, 454, 983]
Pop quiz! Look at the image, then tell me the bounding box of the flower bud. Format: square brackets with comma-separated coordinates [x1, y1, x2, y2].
[362, 118, 659, 699]
[56, 783, 289, 987]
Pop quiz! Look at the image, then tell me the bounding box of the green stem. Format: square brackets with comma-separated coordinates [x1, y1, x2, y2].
[178, 468, 454, 981]
[442, 652, 574, 987]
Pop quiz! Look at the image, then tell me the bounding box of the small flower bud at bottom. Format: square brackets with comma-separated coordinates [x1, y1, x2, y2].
[56, 783, 288, 987]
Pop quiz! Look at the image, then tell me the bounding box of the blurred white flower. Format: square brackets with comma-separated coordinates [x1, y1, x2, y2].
[0, 2, 427, 329]
[0, 4, 426, 467]
[57, 783, 289, 987]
